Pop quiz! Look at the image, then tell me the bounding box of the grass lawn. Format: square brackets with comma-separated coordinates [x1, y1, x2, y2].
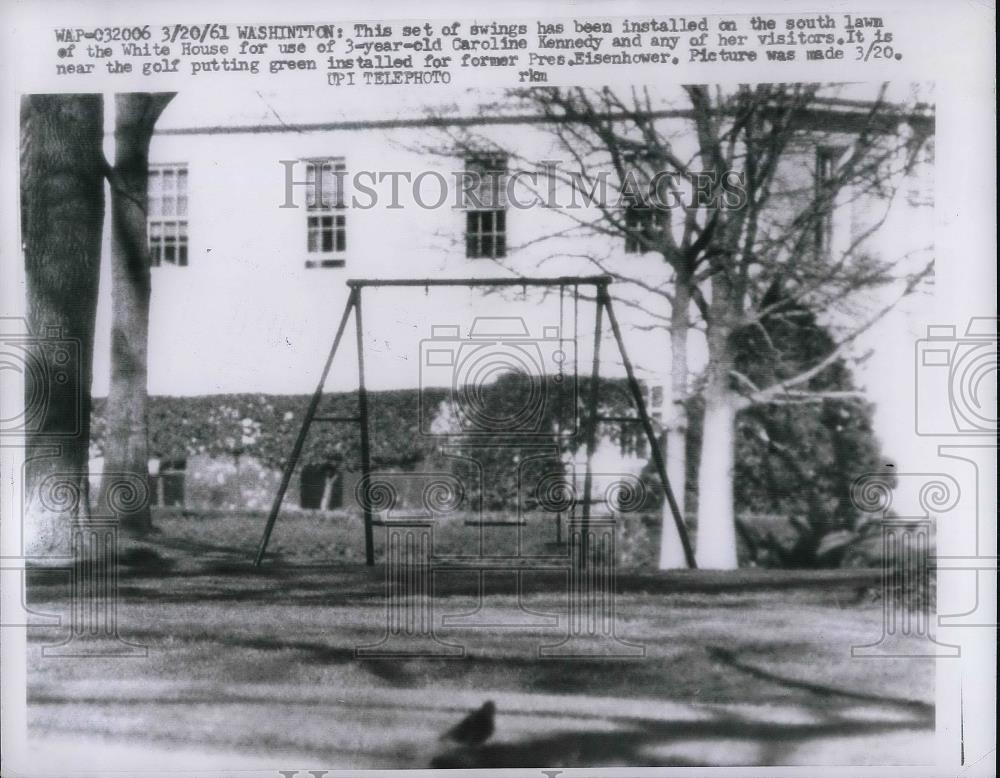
[24, 510, 935, 770]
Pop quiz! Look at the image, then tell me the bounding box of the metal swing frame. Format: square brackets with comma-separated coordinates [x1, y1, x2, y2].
[252, 275, 696, 569]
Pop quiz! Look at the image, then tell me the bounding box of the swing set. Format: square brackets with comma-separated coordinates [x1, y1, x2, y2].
[252, 275, 696, 569]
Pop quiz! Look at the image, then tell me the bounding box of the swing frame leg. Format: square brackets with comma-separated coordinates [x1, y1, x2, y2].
[253, 290, 359, 566]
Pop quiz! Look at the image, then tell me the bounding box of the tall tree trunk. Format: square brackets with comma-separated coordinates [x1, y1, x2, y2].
[659, 276, 690, 568]
[695, 265, 742, 569]
[695, 326, 740, 569]
[20, 94, 105, 557]
[97, 93, 173, 535]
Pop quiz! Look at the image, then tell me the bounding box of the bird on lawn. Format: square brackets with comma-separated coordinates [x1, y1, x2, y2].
[440, 700, 496, 747]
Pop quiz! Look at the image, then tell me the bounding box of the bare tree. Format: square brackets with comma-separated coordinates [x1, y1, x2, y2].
[419, 83, 932, 569]
[96, 93, 175, 536]
[20, 94, 105, 555]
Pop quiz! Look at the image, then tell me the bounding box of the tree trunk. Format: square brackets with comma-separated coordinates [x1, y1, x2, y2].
[659, 276, 690, 569]
[20, 94, 105, 557]
[695, 372, 740, 570]
[96, 93, 173, 536]
[695, 266, 742, 569]
[320, 470, 335, 510]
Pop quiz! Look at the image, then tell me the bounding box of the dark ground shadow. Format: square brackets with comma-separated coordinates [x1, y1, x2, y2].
[705, 645, 933, 714]
[428, 643, 933, 768]
[429, 712, 932, 768]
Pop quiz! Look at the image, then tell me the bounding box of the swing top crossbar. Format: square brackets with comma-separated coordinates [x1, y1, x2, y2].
[346, 275, 612, 289]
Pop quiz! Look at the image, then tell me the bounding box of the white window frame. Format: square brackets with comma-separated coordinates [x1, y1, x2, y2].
[464, 153, 507, 259]
[814, 145, 849, 255]
[304, 157, 347, 269]
[148, 163, 189, 267]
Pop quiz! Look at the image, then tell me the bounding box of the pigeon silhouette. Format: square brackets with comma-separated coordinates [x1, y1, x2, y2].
[440, 701, 495, 747]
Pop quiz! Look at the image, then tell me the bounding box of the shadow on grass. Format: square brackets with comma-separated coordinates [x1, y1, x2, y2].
[428, 650, 935, 768]
[28, 555, 883, 611]
[429, 708, 933, 768]
[705, 646, 934, 715]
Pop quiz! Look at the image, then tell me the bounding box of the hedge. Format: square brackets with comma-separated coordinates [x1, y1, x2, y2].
[90, 374, 646, 472]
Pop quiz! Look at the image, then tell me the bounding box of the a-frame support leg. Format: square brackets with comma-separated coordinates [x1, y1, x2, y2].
[253, 289, 359, 566]
[578, 286, 605, 568]
[354, 290, 375, 566]
[601, 288, 697, 569]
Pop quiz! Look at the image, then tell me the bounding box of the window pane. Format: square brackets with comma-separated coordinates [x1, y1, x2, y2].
[321, 163, 342, 208]
[466, 207, 507, 259]
[147, 166, 188, 264]
[465, 153, 507, 209]
[305, 164, 318, 209]
[303, 159, 346, 260]
[148, 171, 163, 217]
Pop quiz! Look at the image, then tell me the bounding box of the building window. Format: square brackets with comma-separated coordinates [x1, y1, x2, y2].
[148, 164, 188, 266]
[464, 153, 507, 259]
[150, 457, 186, 507]
[624, 205, 658, 254]
[814, 146, 842, 254]
[300, 465, 343, 510]
[466, 210, 506, 259]
[305, 158, 346, 268]
[645, 383, 665, 426]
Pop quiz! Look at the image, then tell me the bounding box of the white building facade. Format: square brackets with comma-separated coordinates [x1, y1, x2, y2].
[90, 85, 934, 495]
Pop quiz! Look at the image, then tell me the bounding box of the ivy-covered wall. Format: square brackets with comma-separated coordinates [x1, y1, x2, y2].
[90, 376, 649, 511]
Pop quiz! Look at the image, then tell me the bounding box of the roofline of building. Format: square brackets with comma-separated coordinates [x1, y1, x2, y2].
[154, 100, 934, 138]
